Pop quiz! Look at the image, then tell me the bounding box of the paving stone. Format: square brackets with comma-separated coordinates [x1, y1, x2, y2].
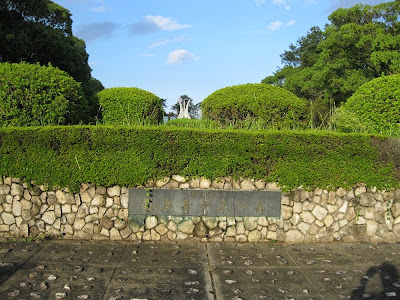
[32, 241, 125, 267]
[213, 267, 320, 299]
[208, 243, 294, 268]
[121, 243, 208, 268]
[0, 240, 399, 300]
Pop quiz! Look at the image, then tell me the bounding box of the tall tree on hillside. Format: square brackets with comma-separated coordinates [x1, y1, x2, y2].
[0, 0, 103, 122]
[262, 1, 400, 106]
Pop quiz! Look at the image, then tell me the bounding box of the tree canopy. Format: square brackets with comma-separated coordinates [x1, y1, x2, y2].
[0, 0, 102, 121]
[262, 1, 400, 106]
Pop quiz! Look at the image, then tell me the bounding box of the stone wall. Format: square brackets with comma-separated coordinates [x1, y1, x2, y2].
[0, 176, 399, 243]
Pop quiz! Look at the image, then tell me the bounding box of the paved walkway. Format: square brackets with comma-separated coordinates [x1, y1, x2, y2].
[0, 240, 399, 300]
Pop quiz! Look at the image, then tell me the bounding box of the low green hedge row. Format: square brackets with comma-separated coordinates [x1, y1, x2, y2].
[0, 126, 398, 192]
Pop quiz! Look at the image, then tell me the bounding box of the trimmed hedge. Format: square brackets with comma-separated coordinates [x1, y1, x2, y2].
[0, 62, 87, 126]
[201, 84, 307, 128]
[97, 87, 163, 125]
[0, 126, 398, 192]
[344, 75, 400, 130]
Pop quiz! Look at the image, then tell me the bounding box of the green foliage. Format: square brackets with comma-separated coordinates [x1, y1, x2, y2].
[0, 126, 398, 192]
[0, 0, 99, 123]
[201, 84, 307, 129]
[344, 75, 400, 131]
[263, 1, 400, 105]
[164, 118, 219, 129]
[0, 62, 87, 126]
[97, 88, 164, 125]
[330, 107, 368, 133]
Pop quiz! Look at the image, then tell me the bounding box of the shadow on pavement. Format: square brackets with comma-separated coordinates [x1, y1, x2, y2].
[350, 262, 399, 299]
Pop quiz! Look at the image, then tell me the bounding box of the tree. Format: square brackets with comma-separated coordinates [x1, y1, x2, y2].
[0, 62, 86, 126]
[262, 1, 400, 106]
[0, 0, 101, 122]
[201, 84, 307, 129]
[97, 87, 164, 125]
[171, 95, 201, 119]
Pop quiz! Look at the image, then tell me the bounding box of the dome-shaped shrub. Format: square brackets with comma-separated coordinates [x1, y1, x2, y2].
[344, 75, 400, 130]
[97, 87, 163, 125]
[201, 84, 307, 128]
[0, 62, 86, 126]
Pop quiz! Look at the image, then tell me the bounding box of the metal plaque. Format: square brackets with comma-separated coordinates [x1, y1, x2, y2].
[128, 188, 281, 217]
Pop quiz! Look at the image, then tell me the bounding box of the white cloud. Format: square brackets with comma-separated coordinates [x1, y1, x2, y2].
[145, 15, 191, 31]
[266, 21, 284, 30]
[130, 16, 191, 35]
[255, 0, 265, 6]
[167, 49, 199, 65]
[287, 20, 295, 26]
[266, 20, 295, 30]
[150, 36, 186, 48]
[272, 0, 291, 10]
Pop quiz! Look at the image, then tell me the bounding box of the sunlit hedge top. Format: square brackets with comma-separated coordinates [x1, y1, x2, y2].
[97, 87, 163, 125]
[0, 62, 86, 126]
[345, 75, 400, 130]
[0, 126, 398, 192]
[201, 84, 307, 128]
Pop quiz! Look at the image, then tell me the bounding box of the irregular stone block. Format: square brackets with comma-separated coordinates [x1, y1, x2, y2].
[56, 190, 67, 204]
[312, 205, 328, 221]
[203, 217, 218, 229]
[42, 211, 56, 225]
[107, 186, 121, 197]
[355, 186, 366, 196]
[323, 215, 334, 228]
[360, 193, 375, 207]
[199, 177, 211, 189]
[165, 180, 179, 189]
[336, 188, 346, 198]
[167, 231, 176, 240]
[11, 183, 23, 196]
[285, 230, 304, 243]
[145, 216, 158, 229]
[73, 218, 85, 230]
[300, 211, 315, 224]
[110, 228, 122, 240]
[151, 229, 161, 240]
[91, 194, 105, 206]
[0, 185, 11, 195]
[178, 220, 195, 234]
[297, 222, 310, 235]
[81, 191, 92, 203]
[12, 199, 22, 217]
[281, 205, 293, 220]
[193, 221, 207, 238]
[235, 234, 247, 242]
[155, 224, 169, 235]
[101, 216, 113, 230]
[240, 179, 255, 191]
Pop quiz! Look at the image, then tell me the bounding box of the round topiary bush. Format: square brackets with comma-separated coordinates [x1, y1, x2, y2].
[201, 83, 307, 128]
[344, 75, 400, 130]
[0, 62, 87, 126]
[97, 87, 163, 125]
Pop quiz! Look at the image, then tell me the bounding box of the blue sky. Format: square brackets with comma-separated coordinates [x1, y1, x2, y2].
[54, 0, 388, 110]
